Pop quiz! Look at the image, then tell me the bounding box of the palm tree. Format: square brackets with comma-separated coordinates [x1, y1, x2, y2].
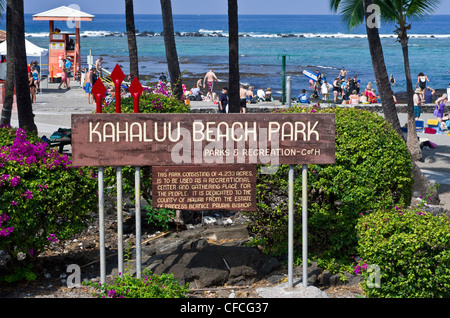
[376, 0, 439, 162]
[330, 0, 402, 138]
[228, 0, 240, 113]
[331, 0, 440, 162]
[0, 0, 13, 127]
[11, 0, 36, 133]
[160, 0, 183, 100]
[125, 0, 139, 81]
[330, 0, 439, 203]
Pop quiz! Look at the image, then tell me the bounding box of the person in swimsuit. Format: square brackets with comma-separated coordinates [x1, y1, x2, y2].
[414, 88, 424, 119]
[203, 69, 218, 101]
[416, 72, 429, 99]
[29, 71, 36, 103]
[339, 67, 347, 82]
[332, 78, 341, 103]
[349, 90, 359, 106]
[239, 85, 247, 113]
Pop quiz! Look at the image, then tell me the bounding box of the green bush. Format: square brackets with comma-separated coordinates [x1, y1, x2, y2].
[247, 106, 413, 270]
[85, 268, 189, 298]
[356, 207, 450, 298]
[144, 203, 175, 231]
[0, 127, 97, 277]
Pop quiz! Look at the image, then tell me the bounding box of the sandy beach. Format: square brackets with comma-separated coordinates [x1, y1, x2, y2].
[8, 78, 450, 212]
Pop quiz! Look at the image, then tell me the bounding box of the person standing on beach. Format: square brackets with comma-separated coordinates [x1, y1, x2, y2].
[332, 78, 341, 103]
[218, 87, 228, 113]
[85, 68, 93, 104]
[416, 72, 429, 100]
[239, 85, 247, 113]
[96, 57, 103, 78]
[31, 66, 40, 93]
[414, 88, 424, 119]
[203, 69, 218, 101]
[434, 94, 447, 128]
[424, 86, 435, 104]
[28, 71, 36, 103]
[339, 67, 347, 82]
[58, 59, 68, 89]
[321, 80, 329, 101]
[65, 58, 72, 89]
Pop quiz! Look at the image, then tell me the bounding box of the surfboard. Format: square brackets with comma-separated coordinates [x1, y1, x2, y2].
[303, 70, 333, 90]
[303, 70, 318, 82]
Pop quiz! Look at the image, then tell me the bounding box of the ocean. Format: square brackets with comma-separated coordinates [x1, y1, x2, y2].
[12, 14, 450, 97]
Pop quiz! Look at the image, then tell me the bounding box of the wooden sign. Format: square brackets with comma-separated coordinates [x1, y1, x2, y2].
[152, 165, 257, 211]
[71, 113, 335, 167]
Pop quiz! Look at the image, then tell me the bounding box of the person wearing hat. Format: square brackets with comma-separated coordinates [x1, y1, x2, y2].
[414, 87, 424, 120]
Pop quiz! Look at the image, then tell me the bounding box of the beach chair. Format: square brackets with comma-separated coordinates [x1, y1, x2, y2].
[415, 120, 424, 133]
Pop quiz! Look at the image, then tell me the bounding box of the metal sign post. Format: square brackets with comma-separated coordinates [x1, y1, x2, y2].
[111, 65, 126, 276]
[286, 76, 309, 289]
[302, 164, 308, 288]
[288, 164, 294, 288]
[91, 79, 107, 285]
[130, 77, 144, 279]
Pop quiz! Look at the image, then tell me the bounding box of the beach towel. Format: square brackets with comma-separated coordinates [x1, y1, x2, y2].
[424, 127, 436, 134]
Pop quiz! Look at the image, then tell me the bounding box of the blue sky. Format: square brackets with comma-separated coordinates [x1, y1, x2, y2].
[23, 0, 450, 15]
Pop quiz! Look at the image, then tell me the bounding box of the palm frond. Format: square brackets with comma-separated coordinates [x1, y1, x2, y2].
[338, 0, 365, 30]
[330, 0, 343, 12]
[406, 0, 440, 22]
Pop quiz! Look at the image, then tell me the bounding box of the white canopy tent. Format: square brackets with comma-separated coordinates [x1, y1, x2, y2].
[0, 39, 49, 92]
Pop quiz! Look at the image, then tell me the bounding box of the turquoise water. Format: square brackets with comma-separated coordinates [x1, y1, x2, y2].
[16, 14, 450, 96]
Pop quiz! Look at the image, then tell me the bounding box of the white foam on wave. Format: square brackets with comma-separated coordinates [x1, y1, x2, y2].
[24, 30, 450, 39]
[198, 29, 224, 34]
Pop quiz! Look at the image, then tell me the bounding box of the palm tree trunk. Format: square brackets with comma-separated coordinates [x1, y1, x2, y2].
[13, 0, 36, 134]
[363, 0, 402, 138]
[0, 0, 14, 127]
[125, 0, 139, 81]
[363, 0, 437, 204]
[228, 0, 240, 113]
[399, 30, 422, 162]
[160, 0, 183, 100]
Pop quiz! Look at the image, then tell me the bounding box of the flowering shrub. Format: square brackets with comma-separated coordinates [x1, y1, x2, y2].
[247, 106, 413, 272]
[356, 207, 450, 298]
[103, 82, 189, 114]
[0, 127, 97, 272]
[84, 269, 189, 298]
[0, 214, 14, 237]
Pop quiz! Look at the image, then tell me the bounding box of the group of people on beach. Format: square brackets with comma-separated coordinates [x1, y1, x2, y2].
[412, 72, 448, 129]
[181, 68, 273, 113]
[308, 68, 386, 106]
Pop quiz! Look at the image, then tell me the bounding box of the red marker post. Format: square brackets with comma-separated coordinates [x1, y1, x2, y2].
[129, 77, 144, 113]
[91, 78, 107, 114]
[110, 64, 126, 113]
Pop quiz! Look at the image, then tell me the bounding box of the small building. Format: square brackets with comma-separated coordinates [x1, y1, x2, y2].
[33, 6, 94, 81]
